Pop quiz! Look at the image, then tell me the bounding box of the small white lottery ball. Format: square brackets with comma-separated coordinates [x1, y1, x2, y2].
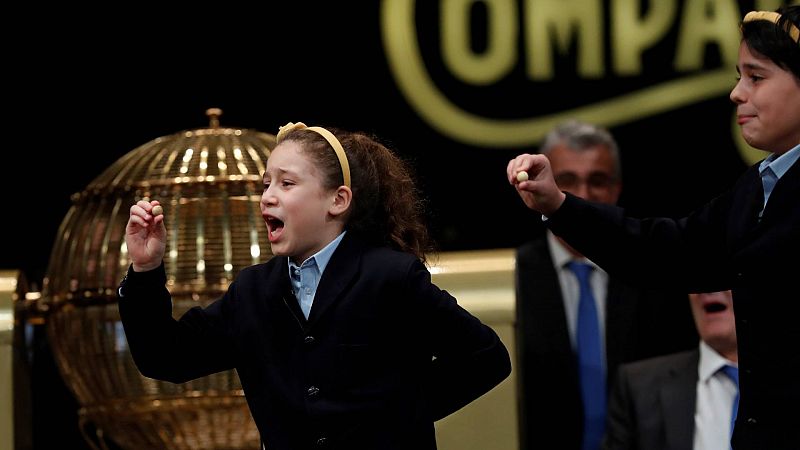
[152, 205, 164, 216]
[516, 171, 529, 182]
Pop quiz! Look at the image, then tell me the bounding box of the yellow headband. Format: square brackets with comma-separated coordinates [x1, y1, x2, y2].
[276, 122, 351, 188]
[743, 11, 800, 44]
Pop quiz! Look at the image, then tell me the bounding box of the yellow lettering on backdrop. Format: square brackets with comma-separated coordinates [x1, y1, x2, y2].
[674, 0, 740, 71]
[758, 0, 797, 12]
[525, 0, 604, 79]
[612, 0, 677, 75]
[442, 0, 518, 85]
[381, 0, 798, 156]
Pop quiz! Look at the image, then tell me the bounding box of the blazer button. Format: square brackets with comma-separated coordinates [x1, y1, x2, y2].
[304, 335, 315, 344]
[316, 437, 328, 446]
[307, 386, 320, 397]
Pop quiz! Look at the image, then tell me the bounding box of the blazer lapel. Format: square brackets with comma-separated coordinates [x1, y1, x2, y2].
[760, 157, 799, 225]
[261, 256, 306, 321]
[263, 256, 292, 306]
[515, 238, 573, 360]
[604, 280, 637, 378]
[730, 166, 764, 244]
[660, 350, 698, 450]
[306, 233, 363, 326]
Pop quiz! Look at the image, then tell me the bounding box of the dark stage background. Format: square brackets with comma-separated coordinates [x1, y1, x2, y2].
[3, 1, 785, 448]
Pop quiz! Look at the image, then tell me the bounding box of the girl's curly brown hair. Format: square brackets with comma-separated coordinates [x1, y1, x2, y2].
[278, 126, 436, 263]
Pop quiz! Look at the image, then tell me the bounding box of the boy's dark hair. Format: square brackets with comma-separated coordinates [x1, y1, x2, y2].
[741, 6, 800, 79]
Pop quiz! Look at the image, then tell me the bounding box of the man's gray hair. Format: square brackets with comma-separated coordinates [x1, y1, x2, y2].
[540, 120, 622, 177]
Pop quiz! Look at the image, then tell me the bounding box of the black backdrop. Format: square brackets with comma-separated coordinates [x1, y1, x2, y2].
[3, 1, 778, 448]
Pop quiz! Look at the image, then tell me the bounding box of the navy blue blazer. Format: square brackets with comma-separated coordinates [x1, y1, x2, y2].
[547, 161, 800, 449]
[119, 232, 511, 450]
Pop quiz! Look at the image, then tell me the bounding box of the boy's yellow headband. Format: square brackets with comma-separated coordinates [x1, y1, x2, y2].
[743, 11, 800, 44]
[276, 122, 351, 188]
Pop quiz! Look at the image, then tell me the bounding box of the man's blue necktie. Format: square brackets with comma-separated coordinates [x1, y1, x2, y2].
[567, 261, 605, 450]
[720, 364, 739, 439]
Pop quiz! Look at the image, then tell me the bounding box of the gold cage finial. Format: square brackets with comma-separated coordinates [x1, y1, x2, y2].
[206, 107, 223, 128]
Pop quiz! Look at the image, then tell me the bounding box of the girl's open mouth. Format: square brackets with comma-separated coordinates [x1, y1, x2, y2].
[265, 216, 285, 242]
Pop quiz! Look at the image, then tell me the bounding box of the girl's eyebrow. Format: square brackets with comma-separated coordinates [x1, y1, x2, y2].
[264, 167, 289, 176]
[263, 167, 298, 181]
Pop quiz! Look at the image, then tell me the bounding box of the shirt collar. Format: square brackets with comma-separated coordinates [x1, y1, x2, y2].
[287, 231, 346, 274]
[759, 143, 800, 179]
[697, 340, 737, 383]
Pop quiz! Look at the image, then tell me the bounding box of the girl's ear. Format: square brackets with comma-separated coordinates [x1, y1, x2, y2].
[329, 185, 352, 217]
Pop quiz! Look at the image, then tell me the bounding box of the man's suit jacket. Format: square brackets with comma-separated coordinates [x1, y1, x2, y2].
[119, 232, 511, 450]
[547, 161, 800, 449]
[515, 236, 697, 450]
[603, 350, 698, 450]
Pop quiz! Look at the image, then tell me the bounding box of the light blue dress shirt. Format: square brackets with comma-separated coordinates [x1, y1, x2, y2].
[288, 232, 346, 319]
[757, 144, 799, 216]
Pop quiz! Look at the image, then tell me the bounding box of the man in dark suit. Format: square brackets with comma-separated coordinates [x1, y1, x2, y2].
[604, 290, 738, 450]
[515, 121, 697, 450]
